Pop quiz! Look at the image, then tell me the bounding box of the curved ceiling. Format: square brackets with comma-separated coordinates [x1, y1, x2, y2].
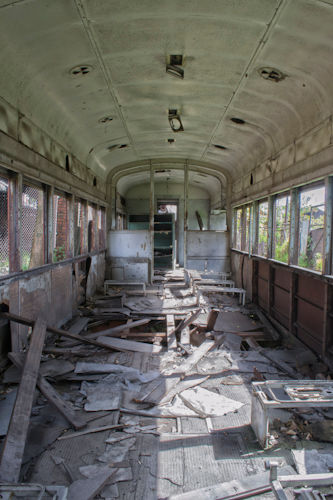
[0, 0, 332, 180]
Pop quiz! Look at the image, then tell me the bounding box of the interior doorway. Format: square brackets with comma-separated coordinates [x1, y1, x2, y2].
[156, 200, 178, 269]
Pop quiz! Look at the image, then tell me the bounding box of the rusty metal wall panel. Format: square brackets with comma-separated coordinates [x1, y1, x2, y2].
[51, 265, 72, 326]
[258, 260, 269, 280]
[296, 325, 322, 353]
[273, 286, 290, 317]
[274, 267, 291, 290]
[258, 277, 269, 311]
[19, 272, 52, 325]
[297, 274, 325, 308]
[296, 298, 324, 352]
[272, 307, 289, 329]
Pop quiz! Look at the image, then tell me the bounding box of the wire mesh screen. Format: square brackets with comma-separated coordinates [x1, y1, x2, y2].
[74, 199, 86, 255]
[88, 204, 95, 252]
[21, 184, 44, 270]
[98, 208, 106, 249]
[0, 176, 9, 276]
[52, 193, 68, 262]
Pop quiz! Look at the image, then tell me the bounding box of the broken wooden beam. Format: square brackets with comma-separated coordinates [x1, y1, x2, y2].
[61, 318, 152, 347]
[166, 314, 177, 350]
[0, 317, 46, 483]
[97, 336, 163, 353]
[0, 312, 119, 352]
[68, 467, 117, 500]
[57, 423, 128, 441]
[8, 352, 87, 430]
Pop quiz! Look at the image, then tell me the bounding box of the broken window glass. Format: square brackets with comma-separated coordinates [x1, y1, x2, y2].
[244, 205, 251, 252]
[297, 184, 325, 272]
[257, 200, 268, 257]
[0, 176, 9, 276]
[21, 183, 44, 270]
[273, 194, 290, 264]
[52, 193, 69, 262]
[234, 208, 242, 250]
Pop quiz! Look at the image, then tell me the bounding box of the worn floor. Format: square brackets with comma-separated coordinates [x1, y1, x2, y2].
[1, 270, 333, 499]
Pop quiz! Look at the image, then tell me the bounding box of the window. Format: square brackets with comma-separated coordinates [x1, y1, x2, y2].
[21, 183, 44, 270]
[98, 207, 106, 249]
[234, 208, 242, 250]
[244, 205, 251, 252]
[0, 176, 9, 276]
[52, 193, 69, 262]
[273, 194, 290, 263]
[88, 204, 96, 252]
[74, 199, 86, 256]
[257, 200, 268, 257]
[297, 184, 325, 272]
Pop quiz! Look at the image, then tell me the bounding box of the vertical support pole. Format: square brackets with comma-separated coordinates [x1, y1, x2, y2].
[93, 203, 98, 252]
[249, 204, 253, 257]
[8, 173, 22, 350]
[47, 185, 54, 263]
[288, 271, 297, 336]
[42, 184, 48, 265]
[68, 194, 75, 257]
[324, 176, 332, 276]
[289, 188, 298, 265]
[184, 160, 189, 268]
[267, 195, 274, 259]
[252, 259, 258, 305]
[240, 207, 246, 251]
[82, 199, 88, 254]
[149, 162, 154, 282]
[322, 281, 331, 357]
[8, 172, 21, 272]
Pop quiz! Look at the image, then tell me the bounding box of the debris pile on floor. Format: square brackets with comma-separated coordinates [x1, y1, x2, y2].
[1, 268, 333, 499]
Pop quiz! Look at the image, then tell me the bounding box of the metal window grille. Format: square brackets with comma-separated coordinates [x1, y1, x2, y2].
[0, 176, 9, 276]
[74, 199, 86, 255]
[52, 193, 69, 262]
[21, 184, 44, 271]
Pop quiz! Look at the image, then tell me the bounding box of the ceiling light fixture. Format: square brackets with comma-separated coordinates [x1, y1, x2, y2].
[166, 64, 184, 79]
[168, 109, 184, 132]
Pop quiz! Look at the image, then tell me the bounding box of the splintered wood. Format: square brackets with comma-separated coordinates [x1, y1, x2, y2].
[0, 317, 47, 483]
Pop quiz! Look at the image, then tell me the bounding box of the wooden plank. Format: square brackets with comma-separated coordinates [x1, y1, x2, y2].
[68, 317, 90, 335]
[141, 340, 215, 404]
[0, 317, 47, 483]
[8, 352, 87, 431]
[63, 318, 151, 346]
[57, 423, 128, 441]
[166, 314, 177, 350]
[0, 312, 119, 351]
[68, 468, 117, 500]
[97, 336, 163, 353]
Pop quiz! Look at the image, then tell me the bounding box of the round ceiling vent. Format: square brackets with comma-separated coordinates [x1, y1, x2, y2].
[98, 116, 113, 124]
[70, 65, 93, 77]
[230, 117, 245, 125]
[259, 67, 285, 82]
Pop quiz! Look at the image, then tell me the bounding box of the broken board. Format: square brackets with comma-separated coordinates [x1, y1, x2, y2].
[97, 336, 163, 353]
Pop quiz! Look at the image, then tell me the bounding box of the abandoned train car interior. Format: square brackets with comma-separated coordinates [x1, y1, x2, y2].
[1, 0, 333, 498]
